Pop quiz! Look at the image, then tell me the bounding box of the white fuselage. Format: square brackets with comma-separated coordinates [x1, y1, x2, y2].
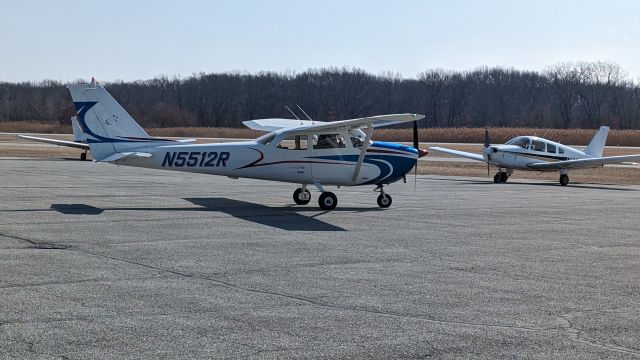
[114, 137, 418, 186]
[485, 137, 590, 171]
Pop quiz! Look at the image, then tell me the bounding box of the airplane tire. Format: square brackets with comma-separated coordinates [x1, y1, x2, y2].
[80, 153, 87, 161]
[293, 188, 311, 205]
[494, 174, 500, 183]
[318, 192, 337, 210]
[500, 172, 508, 183]
[377, 193, 392, 208]
[560, 174, 569, 186]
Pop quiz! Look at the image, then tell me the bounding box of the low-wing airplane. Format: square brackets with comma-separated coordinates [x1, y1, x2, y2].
[18, 117, 91, 160]
[67, 81, 427, 209]
[430, 127, 640, 186]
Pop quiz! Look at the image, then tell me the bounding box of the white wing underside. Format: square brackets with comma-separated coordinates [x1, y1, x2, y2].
[244, 114, 424, 133]
[528, 155, 640, 170]
[18, 135, 90, 150]
[429, 147, 486, 162]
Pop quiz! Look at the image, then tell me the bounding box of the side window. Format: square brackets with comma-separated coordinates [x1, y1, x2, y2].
[531, 140, 545, 152]
[547, 143, 556, 153]
[349, 130, 366, 148]
[559, 147, 565, 154]
[313, 133, 346, 149]
[275, 135, 308, 150]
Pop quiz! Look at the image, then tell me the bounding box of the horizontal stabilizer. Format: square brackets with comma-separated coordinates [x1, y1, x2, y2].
[429, 147, 486, 162]
[99, 152, 152, 162]
[18, 135, 90, 150]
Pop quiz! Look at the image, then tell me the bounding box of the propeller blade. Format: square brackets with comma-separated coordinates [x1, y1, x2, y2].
[413, 121, 419, 191]
[484, 127, 490, 148]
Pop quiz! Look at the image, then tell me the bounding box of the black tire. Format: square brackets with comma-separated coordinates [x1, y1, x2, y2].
[377, 193, 392, 208]
[500, 172, 508, 183]
[293, 188, 311, 205]
[318, 192, 337, 210]
[80, 152, 87, 161]
[494, 174, 500, 183]
[560, 174, 569, 186]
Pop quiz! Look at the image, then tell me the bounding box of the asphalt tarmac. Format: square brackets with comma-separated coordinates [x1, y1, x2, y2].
[1, 157, 640, 359]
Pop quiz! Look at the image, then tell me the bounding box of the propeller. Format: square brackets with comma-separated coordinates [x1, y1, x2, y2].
[484, 127, 490, 177]
[412, 120, 429, 190]
[413, 121, 419, 190]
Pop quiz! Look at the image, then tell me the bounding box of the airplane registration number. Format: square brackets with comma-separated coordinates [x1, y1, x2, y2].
[162, 151, 230, 168]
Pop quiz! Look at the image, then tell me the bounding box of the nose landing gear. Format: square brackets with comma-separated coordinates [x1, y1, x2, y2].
[493, 170, 509, 183]
[559, 174, 569, 186]
[374, 185, 392, 208]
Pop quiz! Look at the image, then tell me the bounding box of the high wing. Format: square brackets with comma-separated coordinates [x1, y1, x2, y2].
[527, 154, 640, 170]
[245, 114, 423, 134]
[429, 146, 486, 162]
[18, 135, 90, 150]
[243, 118, 324, 132]
[291, 113, 424, 133]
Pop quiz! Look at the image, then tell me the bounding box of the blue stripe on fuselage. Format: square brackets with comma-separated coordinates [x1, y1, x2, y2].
[371, 141, 418, 155]
[309, 154, 416, 185]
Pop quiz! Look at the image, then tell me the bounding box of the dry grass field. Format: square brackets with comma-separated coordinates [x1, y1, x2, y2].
[4, 121, 640, 146]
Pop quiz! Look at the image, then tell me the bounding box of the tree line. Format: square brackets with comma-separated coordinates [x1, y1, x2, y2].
[1, 61, 639, 129]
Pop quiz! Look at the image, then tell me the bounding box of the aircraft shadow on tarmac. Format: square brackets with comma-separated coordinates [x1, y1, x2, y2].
[49, 197, 374, 231]
[429, 177, 638, 191]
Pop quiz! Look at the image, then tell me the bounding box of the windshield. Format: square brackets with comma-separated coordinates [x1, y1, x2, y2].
[505, 137, 530, 149]
[256, 132, 276, 145]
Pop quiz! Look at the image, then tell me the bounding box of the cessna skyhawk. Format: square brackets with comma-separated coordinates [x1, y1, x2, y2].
[67, 81, 427, 210]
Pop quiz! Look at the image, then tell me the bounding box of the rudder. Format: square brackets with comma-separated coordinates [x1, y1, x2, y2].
[584, 126, 609, 158]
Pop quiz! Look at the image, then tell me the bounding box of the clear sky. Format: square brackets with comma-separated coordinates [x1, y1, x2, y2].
[1, 0, 639, 82]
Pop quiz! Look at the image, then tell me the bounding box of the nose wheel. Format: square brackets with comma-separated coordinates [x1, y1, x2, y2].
[559, 174, 569, 186]
[374, 185, 392, 208]
[493, 171, 509, 183]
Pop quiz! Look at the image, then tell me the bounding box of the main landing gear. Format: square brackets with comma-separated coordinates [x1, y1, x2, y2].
[80, 151, 88, 161]
[291, 184, 394, 210]
[559, 174, 569, 186]
[493, 170, 509, 183]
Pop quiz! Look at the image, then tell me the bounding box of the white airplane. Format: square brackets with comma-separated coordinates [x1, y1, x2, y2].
[18, 117, 91, 160]
[67, 81, 427, 209]
[430, 127, 640, 186]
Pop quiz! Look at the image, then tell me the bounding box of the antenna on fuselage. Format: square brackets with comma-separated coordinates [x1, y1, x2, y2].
[285, 106, 302, 125]
[296, 105, 314, 124]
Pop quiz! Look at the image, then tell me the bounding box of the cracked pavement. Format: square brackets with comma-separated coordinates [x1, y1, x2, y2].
[1, 158, 640, 358]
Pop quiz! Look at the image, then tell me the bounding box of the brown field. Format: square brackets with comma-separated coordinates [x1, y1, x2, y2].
[4, 121, 640, 146]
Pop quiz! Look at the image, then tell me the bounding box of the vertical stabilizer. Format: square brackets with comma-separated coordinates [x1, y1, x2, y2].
[67, 83, 150, 160]
[584, 126, 609, 158]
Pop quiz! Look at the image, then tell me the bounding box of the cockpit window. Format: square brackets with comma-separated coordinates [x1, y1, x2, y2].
[349, 129, 365, 148]
[506, 137, 530, 149]
[256, 132, 276, 145]
[313, 133, 346, 149]
[531, 140, 545, 152]
[547, 143, 556, 153]
[275, 135, 308, 150]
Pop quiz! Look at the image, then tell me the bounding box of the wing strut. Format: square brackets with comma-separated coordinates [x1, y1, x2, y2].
[351, 125, 374, 182]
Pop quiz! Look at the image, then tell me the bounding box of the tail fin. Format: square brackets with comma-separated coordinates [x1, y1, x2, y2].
[584, 126, 609, 158]
[67, 82, 150, 160]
